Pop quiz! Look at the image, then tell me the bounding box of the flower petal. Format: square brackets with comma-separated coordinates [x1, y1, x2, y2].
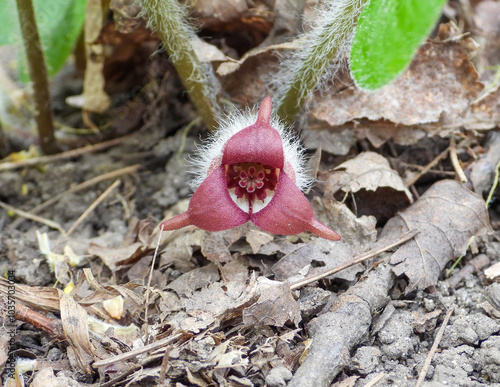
[160, 165, 250, 232]
[222, 97, 284, 169]
[251, 172, 341, 240]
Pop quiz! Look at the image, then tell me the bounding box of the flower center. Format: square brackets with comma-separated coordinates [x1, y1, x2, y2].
[226, 163, 279, 213]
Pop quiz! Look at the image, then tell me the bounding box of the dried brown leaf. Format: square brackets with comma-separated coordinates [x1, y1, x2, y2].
[386, 180, 491, 291]
[242, 277, 301, 327]
[191, 39, 228, 63]
[245, 229, 274, 254]
[485, 261, 500, 281]
[303, 128, 356, 156]
[0, 277, 60, 312]
[83, 0, 111, 113]
[166, 264, 221, 298]
[158, 228, 205, 273]
[163, 258, 255, 332]
[88, 242, 150, 271]
[30, 368, 81, 387]
[272, 240, 363, 283]
[58, 290, 94, 374]
[78, 268, 143, 307]
[201, 226, 246, 264]
[311, 23, 483, 137]
[334, 152, 412, 201]
[322, 152, 413, 222]
[313, 198, 377, 246]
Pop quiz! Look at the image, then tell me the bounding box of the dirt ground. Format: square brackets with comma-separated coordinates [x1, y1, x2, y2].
[0, 121, 499, 386]
[1, 0, 500, 386]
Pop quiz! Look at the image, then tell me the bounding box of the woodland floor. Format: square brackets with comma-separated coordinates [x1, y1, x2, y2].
[1, 0, 500, 386]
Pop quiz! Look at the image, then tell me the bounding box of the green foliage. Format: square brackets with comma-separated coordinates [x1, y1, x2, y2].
[350, 0, 446, 90]
[1, 0, 86, 82]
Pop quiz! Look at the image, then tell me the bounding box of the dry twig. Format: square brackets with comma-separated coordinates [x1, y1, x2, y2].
[66, 179, 121, 236]
[449, 137, 467, 183]
[1, 296, 65, 340]
[143, 228, 165, 344]
[10, 165, 141, 229]
[0, 136, 130, 171]
[416, 306, 454, 386]
[405, 146, 450, 187]
[364, 373, 386, 387]
[0, 200, 65, 234]
[445, 254, 490, 288]
[289, 229, 419, 291]
[93, 332, 183, 368]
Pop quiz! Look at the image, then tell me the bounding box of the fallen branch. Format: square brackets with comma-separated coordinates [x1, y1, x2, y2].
[288, 262, 395, 387]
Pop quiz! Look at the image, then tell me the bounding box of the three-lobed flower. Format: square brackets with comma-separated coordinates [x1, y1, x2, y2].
[160, 97, 340, 241]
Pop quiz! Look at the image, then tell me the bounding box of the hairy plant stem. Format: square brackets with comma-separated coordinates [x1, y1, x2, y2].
[16, 0, 60, 154]
[140, 0, 221, 131]
[276, 0, 367, 124]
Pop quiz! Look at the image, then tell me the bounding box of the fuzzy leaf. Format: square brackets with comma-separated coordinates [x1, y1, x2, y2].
[350, 0, 446, 90]
[1, 0, 86, 81]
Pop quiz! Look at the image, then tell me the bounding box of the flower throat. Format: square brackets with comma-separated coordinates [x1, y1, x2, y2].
[226, 162, 279, 213]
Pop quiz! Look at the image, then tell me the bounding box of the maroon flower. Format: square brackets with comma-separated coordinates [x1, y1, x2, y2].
[160, 97, 340, 241]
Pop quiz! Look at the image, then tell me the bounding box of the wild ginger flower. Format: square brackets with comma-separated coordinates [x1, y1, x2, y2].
[160, 97, 341, 241]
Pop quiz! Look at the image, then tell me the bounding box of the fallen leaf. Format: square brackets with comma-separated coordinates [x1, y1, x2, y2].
[83, 0, 111, 113]
[110, 0, 142, 34]
[412, 310, 442, 333]
[333, 151, 412, 200]
[242, 277, 301, 327]
[201, 226, 246, 264]
[58, 290, 94, 374]
[88, 242, 149, 271]
[272, 239, 364, 283]
[303, 128, 356, 156]
[245, 229, 274, 254]
[485, 261, 500, 281]
[386, 179, 491, 291]
[322, 152, 413, 223]
[166, 264, 221, 298]
[163, 258, 255, 333]
[191, 38, 228, 63]
[311, 23, 483, 140]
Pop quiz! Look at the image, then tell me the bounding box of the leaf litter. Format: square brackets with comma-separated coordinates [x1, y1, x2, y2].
[1, 1, 500, 386]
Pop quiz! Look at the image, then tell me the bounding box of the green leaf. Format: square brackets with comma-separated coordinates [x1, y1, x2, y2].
[0, 0, 86, 82]
[350, 0, 446, 90]
[0, 1, 20, 45]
